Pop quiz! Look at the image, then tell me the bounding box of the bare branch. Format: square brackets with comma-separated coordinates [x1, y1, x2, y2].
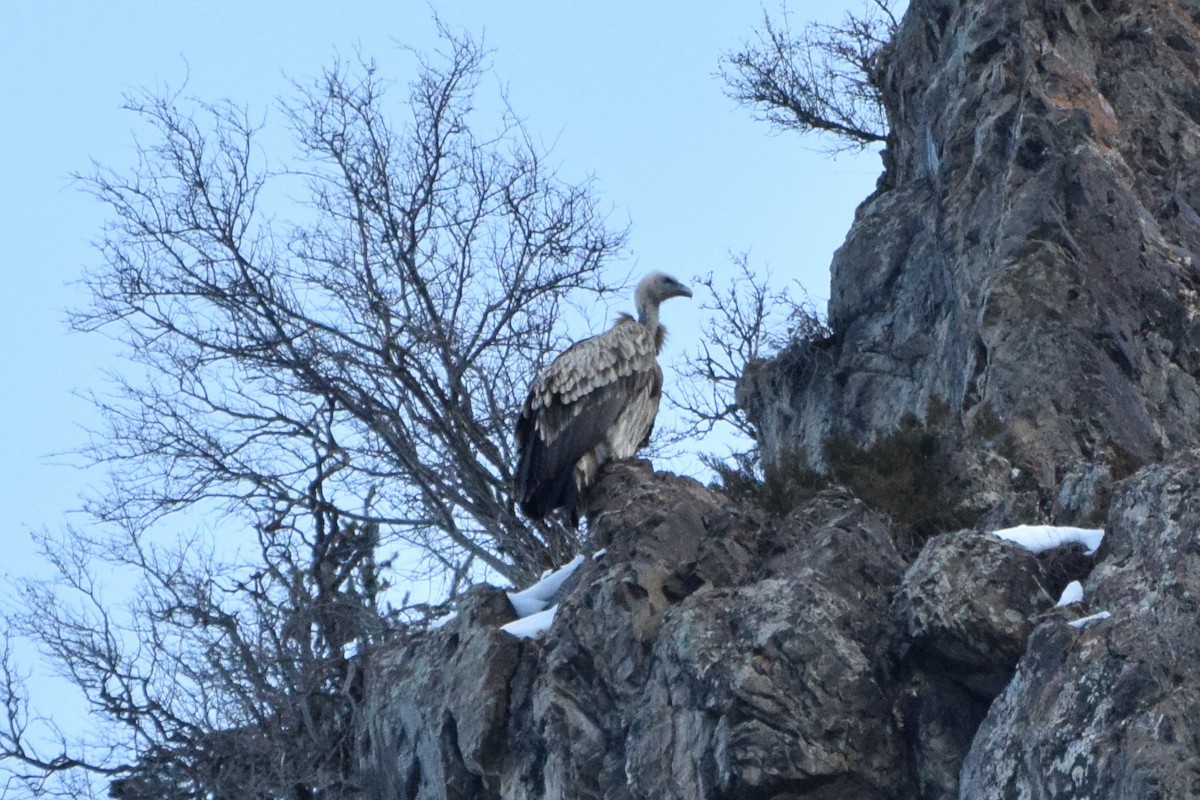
[71, 28, 624, 588]
[721, 2, 899, 151]
[667, 255, 830, 458]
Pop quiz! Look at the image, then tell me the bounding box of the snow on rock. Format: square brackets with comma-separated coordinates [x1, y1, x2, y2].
[991, 524, 1104, 556]
[500, 605, 558, 639]
[507, 554, 585, 617]
[426, 555, 583, 637]
[430, 612, 457, 629]
[1055, 580, 1084, 608]
[1068, 611, 1111, 628]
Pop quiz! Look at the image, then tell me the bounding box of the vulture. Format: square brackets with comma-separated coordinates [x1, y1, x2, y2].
[515, 272, 693, 524]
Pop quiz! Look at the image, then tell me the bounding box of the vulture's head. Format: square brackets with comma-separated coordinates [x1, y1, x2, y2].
[635, 272, 692, 325]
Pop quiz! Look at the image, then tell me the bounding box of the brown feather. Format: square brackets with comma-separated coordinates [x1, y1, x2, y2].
[514, 272, 690, 523]
[515, 318, 661, 521]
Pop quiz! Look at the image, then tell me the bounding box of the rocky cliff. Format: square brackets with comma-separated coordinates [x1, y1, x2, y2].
[357, 0, 1200, 797]
[741, 0, 1200, 507]
[358, 456, 1200, 799]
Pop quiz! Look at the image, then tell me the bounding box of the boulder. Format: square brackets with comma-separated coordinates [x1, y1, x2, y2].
[960, 453, 1200, 799]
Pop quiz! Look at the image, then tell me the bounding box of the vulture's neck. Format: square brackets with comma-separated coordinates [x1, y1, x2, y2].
[637, 298, 660, 329]
[636, 299, 667, 353]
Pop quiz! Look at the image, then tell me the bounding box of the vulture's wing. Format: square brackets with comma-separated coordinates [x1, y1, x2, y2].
[515, 317, 659, 518]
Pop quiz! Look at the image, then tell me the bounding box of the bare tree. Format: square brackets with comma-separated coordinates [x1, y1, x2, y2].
[721, 1, 899, 151]
[668, 255, 830, 454]
[72, 26, 625, 591]
[2, 462, 390, 798]
[2, 25, 625, 797]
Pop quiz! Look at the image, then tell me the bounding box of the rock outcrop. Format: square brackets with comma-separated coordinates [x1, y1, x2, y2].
[741, 0, 1200, 509]
[356, 461, 1083, 799]
[361, 464, 918, 800]
[357, 0, 1200, 797]
[359, 455, 1200, 799]
[961, 453, 1200, 799]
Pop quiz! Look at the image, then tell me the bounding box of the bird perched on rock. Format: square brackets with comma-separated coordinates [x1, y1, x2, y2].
[515, 272, 693, 524]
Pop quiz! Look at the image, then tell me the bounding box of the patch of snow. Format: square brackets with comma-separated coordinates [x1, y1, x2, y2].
[500, 605, 558, 639]
[1068, 610, 1111, 629]
[992, 524, 1104, 556]
[507, 554, 585, 617]
[1056, 580, 1084, 607]
[430, 612, 457, 629]
[592, 548, 607, 559]
[342, 639, 359, 659]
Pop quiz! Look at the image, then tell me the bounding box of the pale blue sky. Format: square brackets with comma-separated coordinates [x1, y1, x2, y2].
[0, 2, 884, 578]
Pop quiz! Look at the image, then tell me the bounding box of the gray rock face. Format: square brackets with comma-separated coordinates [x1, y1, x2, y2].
[357, 463, 1108, 800]
[889, 530, 1087, 800]
[622, 491, 907, 800]
[894, 533, 1053, 696]
[741, 0, 1200, 501]
[960, 453, 1200, 799]
[360, 586, 522, 800]
[511, 466, 913, 800]
[356, 473, 1199, 800]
